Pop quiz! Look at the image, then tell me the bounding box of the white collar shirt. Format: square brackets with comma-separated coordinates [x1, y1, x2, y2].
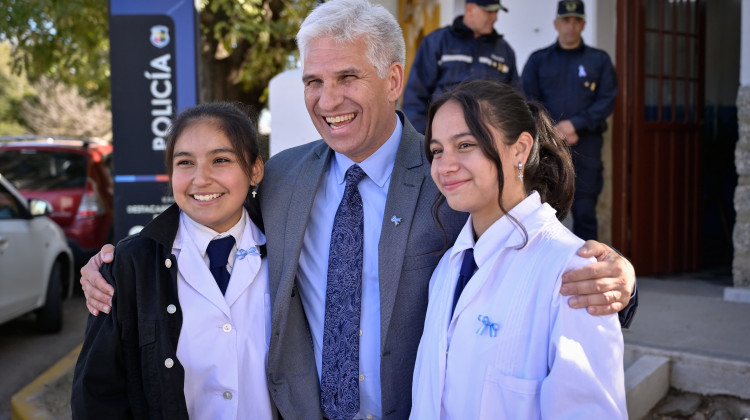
[296, 113, 402, 420]
[174, 209, 274, 419]
[410, 192, 627, 419]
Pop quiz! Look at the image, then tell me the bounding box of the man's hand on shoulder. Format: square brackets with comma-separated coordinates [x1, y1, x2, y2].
[561, 240, 635, 315]
[80, 244, 116, 316]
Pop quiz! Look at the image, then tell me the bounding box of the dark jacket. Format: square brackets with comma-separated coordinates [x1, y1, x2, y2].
[403, 16, 521, 134]
[522, 40, 618, 161]
[71, 204, 189, 419]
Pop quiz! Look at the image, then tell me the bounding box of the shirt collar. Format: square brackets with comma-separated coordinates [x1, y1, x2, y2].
[181, 209, 247, 258]
[451, 191, 548, 266]
[332, 113, 402, 188]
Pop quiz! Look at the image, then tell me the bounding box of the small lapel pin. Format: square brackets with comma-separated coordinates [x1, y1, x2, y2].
[476, 315, 500, 337]
[235, 247, 262, 260]
[391, 216, 402, 226]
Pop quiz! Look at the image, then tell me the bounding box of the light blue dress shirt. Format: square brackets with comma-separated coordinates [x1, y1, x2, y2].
[296, 114, 403, 420]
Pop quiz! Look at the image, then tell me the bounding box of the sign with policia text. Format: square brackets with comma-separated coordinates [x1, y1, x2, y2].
[109, 0, 199, 241]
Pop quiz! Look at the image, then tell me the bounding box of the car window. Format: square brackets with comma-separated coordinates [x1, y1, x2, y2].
[0, 150, 88, 190]
[0, 183, 22, 219]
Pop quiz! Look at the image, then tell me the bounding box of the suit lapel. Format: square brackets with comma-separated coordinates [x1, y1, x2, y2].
[277, 144, 331, 301]
[378, 117, 427, 348]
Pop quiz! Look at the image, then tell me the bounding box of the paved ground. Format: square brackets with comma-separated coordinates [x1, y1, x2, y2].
[646, 388, 750, 419]
[625, 270, 750, 419]
[623, 271, 750, 364]
[0, 294, 88, 420]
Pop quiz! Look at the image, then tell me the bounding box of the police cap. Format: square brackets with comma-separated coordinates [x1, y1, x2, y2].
[557, 0, 586, 19]
[467, 0, 508, 13]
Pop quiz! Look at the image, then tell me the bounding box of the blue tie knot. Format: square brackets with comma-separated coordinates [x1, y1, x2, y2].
[207, 236, 235, 295]
[459, 248, 477, 278]
[207, 236, 235, 269]
[344, 164, 367, 187]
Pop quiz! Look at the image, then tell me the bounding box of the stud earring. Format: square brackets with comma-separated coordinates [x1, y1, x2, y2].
[517, 162, 524, 180]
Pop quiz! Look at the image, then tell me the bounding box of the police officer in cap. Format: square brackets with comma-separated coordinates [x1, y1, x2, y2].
[403, 0, 520, 134]
[522, 0, 617, 241]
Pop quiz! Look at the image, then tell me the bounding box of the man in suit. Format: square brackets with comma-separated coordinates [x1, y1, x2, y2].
[80, 0, 637, 418]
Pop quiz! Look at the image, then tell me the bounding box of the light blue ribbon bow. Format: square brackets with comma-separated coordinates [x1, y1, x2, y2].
[235, 247, 261, 260]
[476, 315, 500, 337]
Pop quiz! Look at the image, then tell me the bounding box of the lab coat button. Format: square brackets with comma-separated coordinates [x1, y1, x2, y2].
[167, 304, 176, 314]
[222, 323, 232, 332]
[223, 391, 232, 400]
[164, 358, 174, 368]
[164, 258, 172, 268]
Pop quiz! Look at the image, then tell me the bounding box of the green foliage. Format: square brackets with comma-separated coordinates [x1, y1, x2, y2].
[0, 41, 33, 134]
[200, 0, 315, 107]
[0, 0, 110, 101]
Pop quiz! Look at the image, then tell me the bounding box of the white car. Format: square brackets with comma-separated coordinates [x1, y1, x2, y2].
[0, 172, 74, 333]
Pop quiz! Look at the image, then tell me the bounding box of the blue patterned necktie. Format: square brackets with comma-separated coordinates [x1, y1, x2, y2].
[207, 236, 235, 295]
[321, 164, 367, 420]
[452, 248, 477, 316]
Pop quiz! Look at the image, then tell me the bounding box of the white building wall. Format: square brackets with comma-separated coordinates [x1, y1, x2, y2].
[496, 0, 608, 71]
[268, 69, 319, 156]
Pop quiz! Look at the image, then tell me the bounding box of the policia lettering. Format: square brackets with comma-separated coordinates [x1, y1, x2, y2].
[145, 54, 173, 151]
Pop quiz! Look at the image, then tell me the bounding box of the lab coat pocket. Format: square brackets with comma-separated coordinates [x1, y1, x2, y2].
[479, 364, 542, 419]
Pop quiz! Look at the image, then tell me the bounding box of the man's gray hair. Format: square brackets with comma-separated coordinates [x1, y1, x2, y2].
[297, 0, 406, 78]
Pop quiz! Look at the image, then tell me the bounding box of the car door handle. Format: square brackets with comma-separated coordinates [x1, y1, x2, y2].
[0, 237, 7, 249]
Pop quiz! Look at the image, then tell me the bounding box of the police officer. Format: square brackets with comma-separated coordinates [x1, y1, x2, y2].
[522, 0, 617, 241]
[403, 0, 520, 134]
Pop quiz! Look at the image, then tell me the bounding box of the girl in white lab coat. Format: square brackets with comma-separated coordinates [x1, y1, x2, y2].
[410, 80, 627, 419]
[72, 102, 275, 419]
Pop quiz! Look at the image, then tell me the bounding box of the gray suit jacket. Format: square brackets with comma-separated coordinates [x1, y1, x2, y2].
[259, 112, 466, 419]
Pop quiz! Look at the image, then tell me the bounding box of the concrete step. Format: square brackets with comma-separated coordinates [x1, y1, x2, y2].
[625, 354, 671, 420]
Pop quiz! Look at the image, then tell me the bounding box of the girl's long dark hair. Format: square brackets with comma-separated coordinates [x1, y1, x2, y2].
[424, 80, 575, 247]
[164, 102, 264, 232]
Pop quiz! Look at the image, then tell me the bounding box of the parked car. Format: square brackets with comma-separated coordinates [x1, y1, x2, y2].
[0, 172, 74, 333]
[0, 136, 114, 267]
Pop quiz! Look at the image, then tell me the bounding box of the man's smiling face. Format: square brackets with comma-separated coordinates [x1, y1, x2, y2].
[302, 36, 403, 163]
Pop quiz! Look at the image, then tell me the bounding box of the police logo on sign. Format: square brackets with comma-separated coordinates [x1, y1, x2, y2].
[150, 25, 170, 48]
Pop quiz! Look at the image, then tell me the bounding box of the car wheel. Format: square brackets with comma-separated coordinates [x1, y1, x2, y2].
[36, 261, 63, 333]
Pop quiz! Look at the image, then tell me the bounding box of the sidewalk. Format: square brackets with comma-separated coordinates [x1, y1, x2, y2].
[624, 273, 750, 365]
[10, 273, 750, 419]
[622, 273, 750, 418]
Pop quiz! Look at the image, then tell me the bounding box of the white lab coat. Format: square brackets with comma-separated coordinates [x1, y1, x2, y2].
[410, 192, 626, 419]
[175, 211, 274, 419]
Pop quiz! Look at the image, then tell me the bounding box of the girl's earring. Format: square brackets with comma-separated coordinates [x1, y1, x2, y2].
[251, 185, 258, 198]
[517, 162, 524, 180]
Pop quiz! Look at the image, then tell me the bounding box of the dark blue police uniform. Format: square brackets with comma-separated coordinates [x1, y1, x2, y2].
[522, 40, 617, 240]
[403, 16, 520, 134]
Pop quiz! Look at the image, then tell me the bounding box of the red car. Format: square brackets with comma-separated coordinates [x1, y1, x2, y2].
[0, 136, 114, 267]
